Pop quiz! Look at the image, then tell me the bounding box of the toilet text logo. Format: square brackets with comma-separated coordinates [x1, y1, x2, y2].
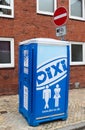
[36, 57, 67, 90]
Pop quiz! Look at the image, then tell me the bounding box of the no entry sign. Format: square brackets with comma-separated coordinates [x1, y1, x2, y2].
[53, 7, 67, 26]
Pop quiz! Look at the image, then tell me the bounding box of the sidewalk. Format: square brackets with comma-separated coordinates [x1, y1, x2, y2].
[0, 88, 85, 130]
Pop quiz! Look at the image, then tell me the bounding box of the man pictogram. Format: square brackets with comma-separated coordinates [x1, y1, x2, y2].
[43, 85, 51, 109]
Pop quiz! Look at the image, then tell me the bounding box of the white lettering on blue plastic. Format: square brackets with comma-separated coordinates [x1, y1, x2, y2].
[36, 58, 67, 90]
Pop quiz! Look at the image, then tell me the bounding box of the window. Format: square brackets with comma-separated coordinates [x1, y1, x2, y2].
[70, 42, 85, 65]
[69, 0, 85, 20]
[0, 0, 14, 18]
[0, 38, 14, 68]
[37, 0, 57, 15]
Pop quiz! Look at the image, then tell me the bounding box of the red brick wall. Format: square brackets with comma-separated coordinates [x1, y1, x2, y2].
[70, 66, 85, 89]
[58, 0, 85, 89]
[0, 0, 85, 95]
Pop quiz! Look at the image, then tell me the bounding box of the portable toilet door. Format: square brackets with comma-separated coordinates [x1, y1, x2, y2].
[19, 38, 70, 126]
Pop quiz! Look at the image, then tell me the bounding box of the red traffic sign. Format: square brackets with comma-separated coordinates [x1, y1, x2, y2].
[53, 7, 67, 26]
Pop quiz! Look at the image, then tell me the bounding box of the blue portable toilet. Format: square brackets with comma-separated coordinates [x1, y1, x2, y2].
[19, 38, 70, 126]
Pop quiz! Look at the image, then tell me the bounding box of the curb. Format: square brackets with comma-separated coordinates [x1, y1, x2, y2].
[56, 121, 85, 130]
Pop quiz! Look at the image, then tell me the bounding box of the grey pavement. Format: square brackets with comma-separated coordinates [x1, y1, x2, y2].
[0, 88, 85, 130]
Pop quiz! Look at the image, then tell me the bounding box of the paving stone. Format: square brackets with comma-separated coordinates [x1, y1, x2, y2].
[0, 89, 85, 130]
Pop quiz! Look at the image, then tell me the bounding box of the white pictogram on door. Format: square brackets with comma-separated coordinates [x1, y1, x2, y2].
[54, 84, 61, 107]
[43, 85, 51, 109]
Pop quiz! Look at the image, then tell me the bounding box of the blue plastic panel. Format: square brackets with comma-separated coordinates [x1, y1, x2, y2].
[34, 44, 69, 121]
[19, 44, 34, 117]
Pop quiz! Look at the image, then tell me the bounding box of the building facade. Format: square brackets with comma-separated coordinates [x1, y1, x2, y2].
[0, 0, 85, 95]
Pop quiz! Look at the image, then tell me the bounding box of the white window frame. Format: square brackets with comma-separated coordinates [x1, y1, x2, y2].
[69, 0, 85, 21]
[36, 0, 57, 16]
[0, 38, 14, 68]
[70, 41, 85, 65]
[0, 0, 14, 18]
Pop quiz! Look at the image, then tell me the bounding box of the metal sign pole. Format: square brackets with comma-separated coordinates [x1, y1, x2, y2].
[61, 35, 65, 41]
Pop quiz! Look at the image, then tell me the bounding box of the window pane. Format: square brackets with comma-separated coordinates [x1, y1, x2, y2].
[0, 0, 11, 6]
[0, 41, 11, 63]
[0, 8, 11, 15]
[71, 44, 83, 61]
[0, 0, 14, 18]
[71, 0, 82, 17]
[39, 0, 54, 13]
